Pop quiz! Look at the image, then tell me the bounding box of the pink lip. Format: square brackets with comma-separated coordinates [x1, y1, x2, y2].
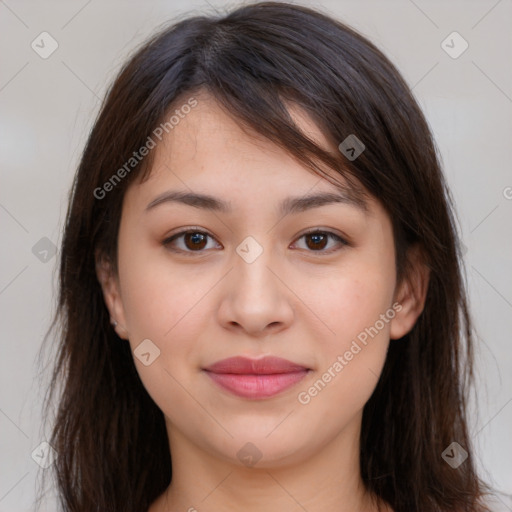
[203, 356, 310, 399]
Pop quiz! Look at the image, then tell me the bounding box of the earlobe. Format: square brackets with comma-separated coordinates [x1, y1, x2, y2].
[95, 252, 129, 340]
[389, 245, 430, 340]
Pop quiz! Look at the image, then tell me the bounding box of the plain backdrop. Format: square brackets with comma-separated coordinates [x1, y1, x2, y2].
[1, 0, 511, 510]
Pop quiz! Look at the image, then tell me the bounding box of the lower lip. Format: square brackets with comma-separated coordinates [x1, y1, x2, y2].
[204, 370, 309, 399]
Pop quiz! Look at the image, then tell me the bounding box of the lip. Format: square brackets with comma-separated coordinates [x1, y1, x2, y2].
[203, 356, 310, 399]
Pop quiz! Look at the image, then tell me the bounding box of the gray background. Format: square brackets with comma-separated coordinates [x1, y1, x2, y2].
[1, 0, 511, 510]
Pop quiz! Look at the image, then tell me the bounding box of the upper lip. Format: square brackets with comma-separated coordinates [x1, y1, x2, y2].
[203, 356, 309, 374]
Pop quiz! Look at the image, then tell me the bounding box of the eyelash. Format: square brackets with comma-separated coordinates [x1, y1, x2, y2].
[162, 227, 349, 256]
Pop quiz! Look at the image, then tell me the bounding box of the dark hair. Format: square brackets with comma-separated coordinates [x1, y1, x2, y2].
[40, 2, 492, 511]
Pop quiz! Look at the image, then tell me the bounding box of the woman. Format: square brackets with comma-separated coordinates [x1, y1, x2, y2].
[40, 2, 492, 511]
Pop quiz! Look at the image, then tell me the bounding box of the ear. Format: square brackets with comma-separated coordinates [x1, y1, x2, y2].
[390, 244, 430, 340]
[95, 250, 129, 340]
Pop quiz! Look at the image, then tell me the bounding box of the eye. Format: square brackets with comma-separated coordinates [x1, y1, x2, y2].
[292, 229, 348, 254]
[162, 228, 221, 255]
[162, 228, 348, 255]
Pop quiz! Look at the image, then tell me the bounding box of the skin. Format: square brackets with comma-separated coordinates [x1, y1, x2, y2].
[97, 91, 429, 512]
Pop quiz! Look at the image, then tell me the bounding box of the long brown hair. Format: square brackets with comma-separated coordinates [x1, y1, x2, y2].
[39, 2, 492, 510]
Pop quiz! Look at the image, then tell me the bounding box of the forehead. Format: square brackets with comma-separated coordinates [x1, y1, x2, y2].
[124, 91, 372, 215]
[154, 93, 330, 170]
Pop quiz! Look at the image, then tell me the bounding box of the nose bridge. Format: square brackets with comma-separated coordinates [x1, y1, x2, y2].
[234, 234, 276, 296]
[219, 233, 293, 334]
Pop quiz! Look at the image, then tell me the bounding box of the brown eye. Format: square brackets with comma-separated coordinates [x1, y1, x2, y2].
[293, 230, 348, 254]
[163, 230, 220, 254]
[305, 232, 329, 250]
[183, 232, 208, 250]
[163, 228, 348, 256]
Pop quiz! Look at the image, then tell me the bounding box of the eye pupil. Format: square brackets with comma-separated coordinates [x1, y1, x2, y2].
[306, 233, 327, 250]
[185, 232, 207, 250]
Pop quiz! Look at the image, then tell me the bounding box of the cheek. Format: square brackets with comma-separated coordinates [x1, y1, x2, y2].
[116, 240, 220, 408]
[118, 233, 208, 338]
[296, 253, 395, 406]
[305, 259, 396, 349]
[117, 249, 214, 417]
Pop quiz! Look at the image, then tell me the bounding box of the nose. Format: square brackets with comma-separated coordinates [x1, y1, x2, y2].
[217, 241, 294, 337]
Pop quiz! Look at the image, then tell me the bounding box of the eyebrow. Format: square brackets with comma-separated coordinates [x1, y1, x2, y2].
[145, 189, 367, 216]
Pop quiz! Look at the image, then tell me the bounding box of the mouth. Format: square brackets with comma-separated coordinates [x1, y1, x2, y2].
[202, 356, 311, 399]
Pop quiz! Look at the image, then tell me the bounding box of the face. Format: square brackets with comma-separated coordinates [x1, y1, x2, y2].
[98, 91, 423, 469]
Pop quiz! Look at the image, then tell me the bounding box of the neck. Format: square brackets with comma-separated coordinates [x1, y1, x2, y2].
[150, 413, 390, 512]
